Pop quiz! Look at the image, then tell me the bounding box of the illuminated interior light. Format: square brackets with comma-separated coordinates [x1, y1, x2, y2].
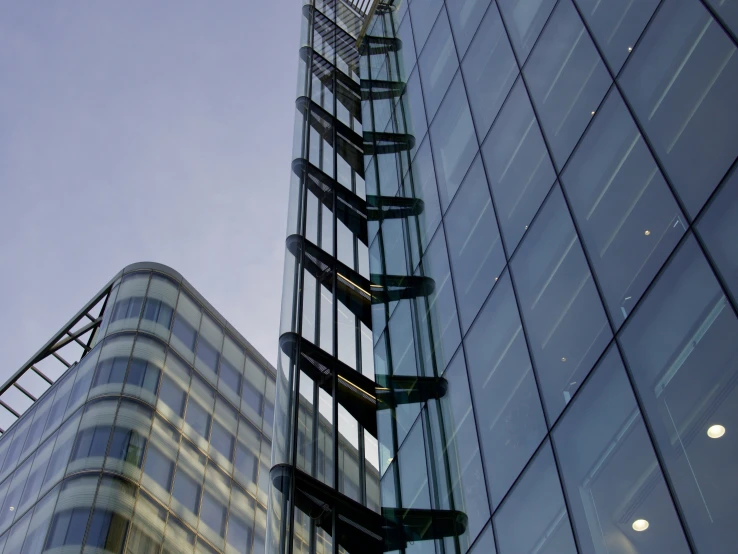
[645, 230, 651, 236]
[707, 424, 726, 439]
[561, 357, 567, 362]
[591, 111, 595, 115]
[337, 273, 371, 297]
[632, 519, 649, 532]
[628, 46, 633, 52]
[337, 374, 377, 401]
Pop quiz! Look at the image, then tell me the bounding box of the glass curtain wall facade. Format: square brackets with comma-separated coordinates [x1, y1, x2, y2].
[270, 1, 382, 553]
[271, 0, 473, 553]
[362, 1, 738, 554]
[0, 263, 275, 554]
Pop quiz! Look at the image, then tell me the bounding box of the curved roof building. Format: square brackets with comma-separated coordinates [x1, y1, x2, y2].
[0, 263, 276, 554]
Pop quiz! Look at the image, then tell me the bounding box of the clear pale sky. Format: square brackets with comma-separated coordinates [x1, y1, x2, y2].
[0, 1, 301, 380]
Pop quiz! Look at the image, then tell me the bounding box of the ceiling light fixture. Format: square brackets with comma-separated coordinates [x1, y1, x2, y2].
[561, 357, 567, 362]
[628, 46, 633, 52]
[645, 230, 651, 236]
[632, 519, 649, 532]
[707, 424, 726, 439]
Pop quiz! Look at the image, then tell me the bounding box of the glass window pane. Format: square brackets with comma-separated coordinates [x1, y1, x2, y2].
[127, 491, 166, 554]
[523, 0, 612, 169]
[143, 417, 179, 502]
[195, 313, 223, 384]
[554, 345, 691, 553]
[219, 335, 245, 406]
[481, 77, 555, 253]
[619, 0, 738, 218]
[158, 350, 191, 428]
[415, 229, 461, 376]
[465, 271, 547, 507]
[562, 89, 685, 327]
[697, 168, 738, 303]
[470, 523, 496, 554]
[619, 235, 738, 552]
[418, 7, 459, 121]
[20, 483, 59, 554]
[409, 0, 444, 53]
[163, 514, 195, 554]
[107, 273, 148, 334]
[171, 292, 202, 361]
[140, 273, 178, 340]
[199, 465, 229, 547]
[427, 351, 490, 551]
[429, 71, 478, 210]
[398, 14, 417, 77]
[401, 68, 427, 143]
[511, 185, 611, 422]
[210, 398, 237, 468]
[497, 0, 557, 62]
[398, 418, 430, 510]
[185, 375, 214, 447]
[446, 0, 492, 57]
[91, 335, 135, 398]
[404, 136, 442, 259]
[462, 2, 518, 140]
[227, 484, 254, 554]
[235, 418, 261, 494]
[445, 156, 506, 332]
[105, 400, 152, 480]
[493, 441, 577, 553]
[242, 357, 266, 424]
[705, 0, 738, 36]
[574, 0, 660, 73]
[42, 414, 80, 494]
[125, 336, 165, 404]
[171, 440, 205, 526]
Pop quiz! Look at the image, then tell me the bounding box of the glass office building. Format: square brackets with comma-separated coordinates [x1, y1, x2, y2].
[0, 263, 276, 553]
[274, 0, 738, 553]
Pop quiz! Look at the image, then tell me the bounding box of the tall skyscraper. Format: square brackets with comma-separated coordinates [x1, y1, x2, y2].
[0, 263, 275, 553]
[273, 0, 738, 553]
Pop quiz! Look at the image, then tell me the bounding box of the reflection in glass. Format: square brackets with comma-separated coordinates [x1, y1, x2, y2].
[697, 168, 738, 303]
[427, 351, 490, 551]
[429, 72, 478, 211]
[409, 0, 444, 53]
[574, 0, 660, 73]
[620, 235, 738, 553]
[415, 230, 461, 376]
[493, 441, 577, 553]
[511, 185, 611, 422]
[619, 0, 738, 218]
[445, 156, 505, 332]
[497, 0, 557, 62]
[562, 89, 685, 326]
[465, 272, 547, 508]
[554, 346, 691, 553]
[482, 77, 555, 253]
[462, 2, 518, 140]
[446, 0, 492, 58]
[418, 8, 459, 121]
[523, 0, 612, 169]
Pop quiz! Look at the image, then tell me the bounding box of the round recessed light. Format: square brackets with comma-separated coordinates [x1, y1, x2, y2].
[628, 46, 633, 52]
[591, 111, 595, 115]
[645, 230, 651, 236]
[632, 519, 649, 532]
[707, 424, 726, 439]
[8, 507, 14, 512]
[561, 357, 567, 362]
